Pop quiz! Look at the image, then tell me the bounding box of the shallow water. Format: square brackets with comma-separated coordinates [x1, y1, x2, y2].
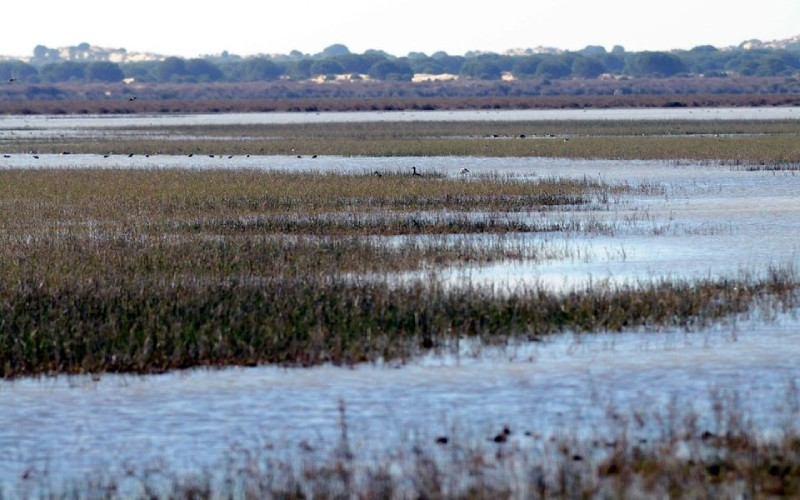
[1, 315, 798, 490]
[1, 113, 800, 492]
[3, 153, 797, 290]
[1, 106, 799, 132]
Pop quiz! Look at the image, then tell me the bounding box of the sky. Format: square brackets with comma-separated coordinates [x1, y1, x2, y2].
[3, 0, 799, 58]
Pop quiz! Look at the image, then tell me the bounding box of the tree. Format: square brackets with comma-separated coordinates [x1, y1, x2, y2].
[728, 57, 760, 76]
[689, 45, 718, 54]
[152, 57, 188, 82]
[330, 53, 383, 74]
[459, 59, 502, 80]
[511, 56, 542, 78]
[33, 45, 48, 59]
[309, 59, 345, 76]
[122, 61, 159, 82]
[32, 45, 61, 64]
[571, 56, 606, 78]
[600, 53, 625, 73]
[431, 52, 465, 74]
[368, 59, 413, 81]
[237, 58, 282, 81]
[579, 45, 607, 56]
[185, 58, 224, 82]
[535, 58, 571, 79]
[755, 56, 789, 76]
[286, 59, 314, 80]
[85, 62, 124, 82]
[682, 46, 729, 75]
[408, 57, 445, 75]
[39, 61, 86, 82]
[320, 44, 350, 58]
[0, 61, 38, 82]
[625, 52, 687, 77]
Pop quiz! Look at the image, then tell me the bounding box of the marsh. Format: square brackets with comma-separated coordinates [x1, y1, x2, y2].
[1, 110, 799, 497]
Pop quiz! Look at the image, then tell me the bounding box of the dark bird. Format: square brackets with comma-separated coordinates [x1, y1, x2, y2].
[8, 78, 16, 83]
[373, 170, 382, 178]
[412, 166, 422, 177]
[492, 426, 511, 443]
[311, 154, 318, 159]
[128, 96, 136, 101]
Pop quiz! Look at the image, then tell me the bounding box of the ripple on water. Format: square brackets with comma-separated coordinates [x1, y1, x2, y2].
[1, 313, 799, 487]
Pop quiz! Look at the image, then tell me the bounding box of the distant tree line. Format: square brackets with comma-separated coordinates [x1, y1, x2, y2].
[2, 44, 800, 84]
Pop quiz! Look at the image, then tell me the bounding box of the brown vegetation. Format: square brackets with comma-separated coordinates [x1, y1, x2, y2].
[2, 169, 795, 377]
[1, 76, 800, 115]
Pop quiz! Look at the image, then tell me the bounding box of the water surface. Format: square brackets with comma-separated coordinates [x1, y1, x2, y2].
[1, 115, 799, 492]
[1, 106, 799, 132]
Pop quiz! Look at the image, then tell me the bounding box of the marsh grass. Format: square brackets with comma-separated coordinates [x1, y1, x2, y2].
[0, 168, 603, 218]
[1, 250, 797, 377]
[5, 119, 800, 162]
[140, 119, 800, 139]
[0, 168, 797, 377]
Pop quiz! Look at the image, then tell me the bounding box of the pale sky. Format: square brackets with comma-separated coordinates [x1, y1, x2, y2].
[3, 1, 799, 58]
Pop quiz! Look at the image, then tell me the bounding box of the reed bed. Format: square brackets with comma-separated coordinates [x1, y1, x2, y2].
[0, 169, 604, 219]
[0, 168, 797, 377]
[2, 271, 796, 377]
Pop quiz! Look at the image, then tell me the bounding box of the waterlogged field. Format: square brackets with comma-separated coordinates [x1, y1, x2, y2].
[1, 110, 800, 498]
